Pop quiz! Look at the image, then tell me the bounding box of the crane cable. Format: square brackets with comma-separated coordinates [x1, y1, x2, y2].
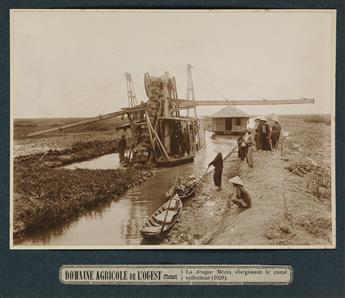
[193, 66, 230, 101]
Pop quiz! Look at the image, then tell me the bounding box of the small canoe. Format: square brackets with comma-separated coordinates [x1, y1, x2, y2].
[140, 195, 182, 240]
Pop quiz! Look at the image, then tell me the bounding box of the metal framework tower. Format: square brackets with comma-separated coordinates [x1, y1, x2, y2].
[125, 72, 137, 108]
[186, 64, 197, 118]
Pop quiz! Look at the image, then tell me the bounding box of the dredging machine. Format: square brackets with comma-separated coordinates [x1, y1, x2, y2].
[26, 64, 315, 167]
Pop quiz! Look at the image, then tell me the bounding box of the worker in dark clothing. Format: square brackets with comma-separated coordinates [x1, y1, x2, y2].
[118, 135, 127, 163]
[245, 130, 255, 168]
[261, 118, 272, 152]
[181, 127, 190, 155]
[256, 119, 264, 151]
[170, 127, 177, 155]
[254, 118, 260, 146]
[237, 133, 247, 161]
[176, 125, 183, 156]
[271, 120, 282, 151]
[208, 153, 223, 191]
[229, 176, 252, 209]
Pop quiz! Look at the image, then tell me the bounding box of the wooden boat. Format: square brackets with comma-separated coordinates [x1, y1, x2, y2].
[177, 181, 201, 199]
[165, 180, 199, 200]
[165, 167, 209, 200]
[140, 195, 182, 240]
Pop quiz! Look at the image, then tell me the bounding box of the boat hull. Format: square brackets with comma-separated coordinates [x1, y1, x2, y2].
[140, 196, 182, 241]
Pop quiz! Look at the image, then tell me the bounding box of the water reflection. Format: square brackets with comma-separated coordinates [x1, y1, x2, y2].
[63, 153, 121, 170]
[17, 133, 236, 246]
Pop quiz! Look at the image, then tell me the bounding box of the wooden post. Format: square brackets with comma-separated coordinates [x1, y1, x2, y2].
[151, 123, 171, 161]
[145, 111, 170, 161]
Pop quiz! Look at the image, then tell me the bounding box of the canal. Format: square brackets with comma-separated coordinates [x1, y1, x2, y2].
[17, 132, 237, 247]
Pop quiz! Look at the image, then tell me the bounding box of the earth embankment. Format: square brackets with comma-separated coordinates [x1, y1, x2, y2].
[165, 116, 332, 246]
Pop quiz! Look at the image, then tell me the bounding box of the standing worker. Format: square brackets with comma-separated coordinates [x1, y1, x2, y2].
[245, 130, 255, 168]
[261, 117, 272, 152]
[253, 117, 260, 146]
[208, 153, 223, 191]
[257, 119, 264, 151]
[237, 133, 247, 161]
[229, 176, 252, 209]
[182, 127, 190, 155]
[118, 134, 127, 163]
[271, 120, 282, 151]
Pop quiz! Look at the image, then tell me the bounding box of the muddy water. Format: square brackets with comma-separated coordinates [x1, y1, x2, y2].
[18, 133, 236, 247]
[63, 153, 121, 170]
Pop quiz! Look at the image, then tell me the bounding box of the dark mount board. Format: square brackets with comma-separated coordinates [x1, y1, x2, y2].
[1, 1, 344, 298]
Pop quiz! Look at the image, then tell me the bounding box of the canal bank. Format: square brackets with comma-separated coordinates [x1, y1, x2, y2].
[164, 147, 240, 245]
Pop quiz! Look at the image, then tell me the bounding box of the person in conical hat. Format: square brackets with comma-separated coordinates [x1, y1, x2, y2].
[229, 176, 252, 209]
[229, 176, 243, 186]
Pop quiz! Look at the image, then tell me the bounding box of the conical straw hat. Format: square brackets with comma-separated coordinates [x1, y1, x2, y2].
[229, 176, 244, 186]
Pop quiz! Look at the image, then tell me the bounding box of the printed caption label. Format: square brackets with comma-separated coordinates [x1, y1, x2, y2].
[60, 264, 293, 285]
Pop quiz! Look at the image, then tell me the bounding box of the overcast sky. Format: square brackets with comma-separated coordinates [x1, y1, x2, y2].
[11, 10, 336, 118]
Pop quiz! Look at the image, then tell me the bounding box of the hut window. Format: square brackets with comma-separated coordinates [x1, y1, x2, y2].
[235, 118, 241, 126]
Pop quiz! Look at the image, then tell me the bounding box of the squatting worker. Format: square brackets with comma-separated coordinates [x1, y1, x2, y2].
[208, 153, 223, 191]
[229, 176, 252, 209]
[118, 134, 127, 162]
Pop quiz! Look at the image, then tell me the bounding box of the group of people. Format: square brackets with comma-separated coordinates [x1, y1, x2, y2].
[208, 153, 252, 210]
[118, 134, 152, 165]
[254, 116, 282, 152]
[207, 117, 282, 210]
[237, 130, 255, 168]
[236, 117, 282, 168]
[170, 122, 191, 157]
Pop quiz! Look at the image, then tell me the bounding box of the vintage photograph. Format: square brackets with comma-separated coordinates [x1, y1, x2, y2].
[10, 9, 335, 248]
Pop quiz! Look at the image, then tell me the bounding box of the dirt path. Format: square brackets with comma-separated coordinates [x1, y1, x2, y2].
[164, 151, 239, 245]
[165, 117, 332, 247]
[211, 151, 284, 245]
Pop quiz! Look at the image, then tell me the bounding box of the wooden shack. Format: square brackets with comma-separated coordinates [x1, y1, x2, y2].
[212, 106, 249, 135]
